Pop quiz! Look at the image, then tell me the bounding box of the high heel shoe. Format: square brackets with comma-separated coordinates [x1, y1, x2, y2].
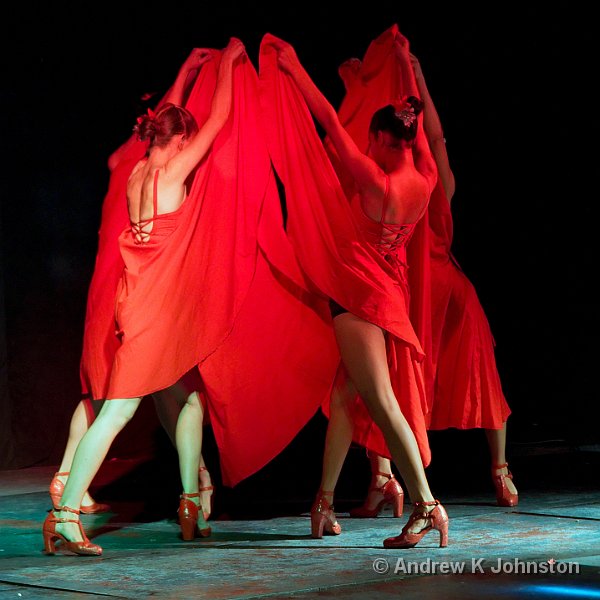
[383, 499, 449, 549]
[49, 472, 110, 514]
[349, 471, 404, 518]
[492, 463, 518, 507]
[198, 466, 215, 521]
[178, 493, 212, 541]
[310, 490, 342, 539]
[42, 506, 103, 556]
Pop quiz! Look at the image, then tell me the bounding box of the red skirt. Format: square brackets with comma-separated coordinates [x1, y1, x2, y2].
[427, 256, 510, 430]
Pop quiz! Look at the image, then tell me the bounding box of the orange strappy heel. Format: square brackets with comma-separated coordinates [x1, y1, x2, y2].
[492, 462, 518, 507]
[42, 506, 103, 556]
[310, 490, 342, 539]
[198, 466, 215, 521]
[383, 499, 449, 549]
[178, 493, 211, 541]
[49, 472, 110, 514]
[349, 471, 404, 518]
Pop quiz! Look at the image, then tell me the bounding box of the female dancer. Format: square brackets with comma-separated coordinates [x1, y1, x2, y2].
[263, 36, 449, 548]
[48, 47, 216, 519]
[351, 51, 517, 516]
[42, 38, 245, 556]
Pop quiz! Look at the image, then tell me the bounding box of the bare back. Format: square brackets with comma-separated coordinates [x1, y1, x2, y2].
[360, 163, 431, 225]
[126, 161, 188, 241]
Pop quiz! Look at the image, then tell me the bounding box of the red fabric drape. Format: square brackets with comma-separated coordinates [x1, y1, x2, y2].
[333, 24, 435, 412]
[78, 55, 338, 485]
[336, 25, 509, 430]
[258, 34, 431, 467]
[79, 151, 144, 402]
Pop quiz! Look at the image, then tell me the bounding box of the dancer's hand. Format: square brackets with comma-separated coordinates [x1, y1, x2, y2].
[272, 39, 300, 74]
[222, 37, 245, 64]
[183, 48, 214, 72]
[338, 57, 361, 90]
[409, 52, 424, 82]
[394, 31, 410, 51]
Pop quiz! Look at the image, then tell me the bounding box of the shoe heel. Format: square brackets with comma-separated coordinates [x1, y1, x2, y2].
[49, 493, 61, 511]
[391, 494, 403, 518]
[43, 531, 57, 554]
[180, 516, 197, 541]
[439, 526, 448, 548]
[311, 514, 326, 539]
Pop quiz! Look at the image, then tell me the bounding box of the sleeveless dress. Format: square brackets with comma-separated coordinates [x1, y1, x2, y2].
[328, 23, 510, 433]
[80, 58, 339, 486]
[259, 38, 432, 466]
[79, 148, 144, 417]
[327, 179, 431, 460]
[108, 169, 194, 398]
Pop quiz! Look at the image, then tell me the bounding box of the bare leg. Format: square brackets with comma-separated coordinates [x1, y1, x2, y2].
[485, 422, 518, 495]
[58, 401, 91, 472]
[333, 313, 434, 531]
[319, 366, 355, 494]
[176, 390, 203, 499]
[360, 452, 395, 511]
[154, 386, 212, 516]
[197, 453, 214, 518]
[55, 400, 101, 506]
[56, 397, 142, 542]
[175, 389, 208, 532]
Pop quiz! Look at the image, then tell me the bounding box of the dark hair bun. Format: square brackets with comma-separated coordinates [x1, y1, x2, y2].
[132, 103, 198, 148]
[133, 113, 159, 142]
[368, 95, 423, 143]
[406, 95, 424, 116]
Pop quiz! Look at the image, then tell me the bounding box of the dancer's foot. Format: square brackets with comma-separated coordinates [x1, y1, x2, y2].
[383, 500, 449, 549]
[492, 463, 518, 506]
[310, 490, 342, 538]
[198, 467, 215, 521]
[49, 472, 110, 514]
[349, 471, 403, 518]
[43, 506, 102, 556]
[178, 493, 211, 540]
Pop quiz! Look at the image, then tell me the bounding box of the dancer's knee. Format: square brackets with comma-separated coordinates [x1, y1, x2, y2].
[97, 398, 140, 431]
[362, 389, 400, 425]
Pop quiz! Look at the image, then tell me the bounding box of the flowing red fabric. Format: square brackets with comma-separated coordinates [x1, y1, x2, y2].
[425, 182, 510, 429]
[336, 24, 509, 429]
[198, 63, 339, 485]
[259, 35, 431, 467]
[334, 24, 435, 411]
[79, 146, 145, 409]
[78, 55, 338, 485]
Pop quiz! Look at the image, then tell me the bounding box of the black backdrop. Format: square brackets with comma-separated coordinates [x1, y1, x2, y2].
[1, 4, 597, 493]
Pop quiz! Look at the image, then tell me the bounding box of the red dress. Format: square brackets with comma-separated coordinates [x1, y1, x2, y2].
[425, 183, 510, 429]
[259, 36, 431, 467]
[78, 55, 338, 486]
[336, 184, 429, 459]
[333, 24, 510, 430]
[79, 149, 144, 421]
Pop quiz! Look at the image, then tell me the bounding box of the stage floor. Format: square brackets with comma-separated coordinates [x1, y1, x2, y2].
[1, 464, 599, 599]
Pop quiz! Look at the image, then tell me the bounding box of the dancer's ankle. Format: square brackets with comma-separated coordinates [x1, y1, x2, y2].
[182, 491, 201, 507]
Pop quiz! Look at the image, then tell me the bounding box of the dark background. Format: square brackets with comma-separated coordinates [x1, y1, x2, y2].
[1, 4, 597, 507]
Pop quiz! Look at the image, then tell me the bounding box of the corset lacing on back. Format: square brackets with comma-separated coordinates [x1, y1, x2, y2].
[130, 169, 160, 244]
[367, 175, 417, 270]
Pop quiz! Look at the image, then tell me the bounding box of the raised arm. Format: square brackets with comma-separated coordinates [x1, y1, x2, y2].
[166, 38, 245, 182]
[393, 39, 438, 193]
[107, 48, 213, 172]
[410, 52, 455, 202]
[162, 47, 214, 107]
[273, 39, 383, 197]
